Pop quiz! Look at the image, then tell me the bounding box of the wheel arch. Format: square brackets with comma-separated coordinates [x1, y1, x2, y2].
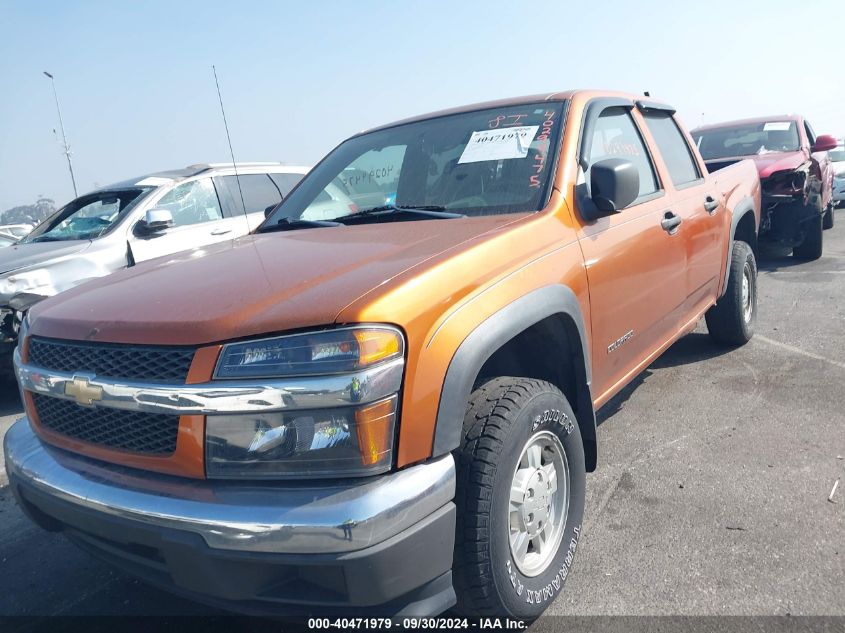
[431, 285, 597, 471]
[720, 198, 758, 298]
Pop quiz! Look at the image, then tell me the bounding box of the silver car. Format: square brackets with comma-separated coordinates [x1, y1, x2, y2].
[0, 162, 309, 365]
[831, 144, 845, 206]
[0, 224, 35, 240]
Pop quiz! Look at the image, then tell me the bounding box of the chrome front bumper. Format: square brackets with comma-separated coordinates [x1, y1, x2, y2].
[3, 418, 456, 555]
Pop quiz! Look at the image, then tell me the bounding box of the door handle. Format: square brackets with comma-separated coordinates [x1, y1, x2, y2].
[661, 211, 683, 234]
[704, 196, 719, 214]
[210, 228, 232, 236]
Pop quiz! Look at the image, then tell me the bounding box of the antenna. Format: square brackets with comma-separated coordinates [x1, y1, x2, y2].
[212, 65, 247, 220]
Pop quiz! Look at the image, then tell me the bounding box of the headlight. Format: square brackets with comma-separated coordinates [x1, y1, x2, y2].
[206, 396, 397, 479]
[215, 326, 403, 379]
[208, 326, 405, 479]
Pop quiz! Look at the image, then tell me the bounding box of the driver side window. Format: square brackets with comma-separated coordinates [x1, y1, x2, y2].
[156, 178, 223, 227]
[587, 108, 659, 200]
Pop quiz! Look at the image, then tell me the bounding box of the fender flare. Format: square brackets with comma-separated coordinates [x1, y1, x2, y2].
[720, 197, 757, 298]
[431, 284, 597, 471]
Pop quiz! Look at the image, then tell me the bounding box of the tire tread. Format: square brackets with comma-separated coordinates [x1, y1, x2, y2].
[705, 240, 756, 346]
[452, 376, 558, 615]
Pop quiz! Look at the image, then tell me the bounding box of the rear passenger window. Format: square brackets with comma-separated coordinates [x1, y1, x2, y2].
[588, 108, 659, 200]
[215, 175, 282, 215]
[270, 172, 305, 197]
[643, 111, 701, 187]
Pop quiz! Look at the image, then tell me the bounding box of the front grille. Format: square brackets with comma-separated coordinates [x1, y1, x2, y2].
[28, 337, 195, 383]
[32, 393, 179, 456]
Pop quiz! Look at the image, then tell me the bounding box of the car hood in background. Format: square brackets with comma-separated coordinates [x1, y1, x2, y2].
[748, 151, 808, 179]
[0, 240, 92, 276]
[30, 216, 527, 345]
[706, 151, 809, 179]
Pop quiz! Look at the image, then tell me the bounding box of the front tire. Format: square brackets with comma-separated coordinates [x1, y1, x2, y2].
[823, 203, 834, 230]
[705, 240, 757, 346]
[793, 214, 823, 259]
[453, 377, 585, 619]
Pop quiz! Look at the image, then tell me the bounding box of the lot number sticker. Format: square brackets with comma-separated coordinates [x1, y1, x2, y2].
[763, 122, 792, 131]
[459, 125, 539, 164]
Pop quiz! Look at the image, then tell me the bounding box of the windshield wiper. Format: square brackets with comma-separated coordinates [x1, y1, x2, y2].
[342, 204, 465, 220]
[259, 218, 342, 233]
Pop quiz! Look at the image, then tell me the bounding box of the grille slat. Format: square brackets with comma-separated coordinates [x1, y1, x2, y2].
[28, 337, 195, 383]
[32, 393, 179, 455]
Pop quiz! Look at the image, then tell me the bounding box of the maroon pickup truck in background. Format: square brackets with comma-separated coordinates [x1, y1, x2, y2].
[692, 115, 837, 260]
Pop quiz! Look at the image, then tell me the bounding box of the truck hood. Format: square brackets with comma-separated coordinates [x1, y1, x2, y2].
[30, 216, 525, 346]
[0, 240, 92, 276]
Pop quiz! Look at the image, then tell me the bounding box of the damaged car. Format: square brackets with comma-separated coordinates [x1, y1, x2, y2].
[692, 115, 837, 259]
[831, 141, 845, 211]
[0, 162, 309, 378]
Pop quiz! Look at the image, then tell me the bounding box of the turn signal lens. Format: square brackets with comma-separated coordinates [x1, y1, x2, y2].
[355, 397, 397, 466]
[354, 329, 402, 367]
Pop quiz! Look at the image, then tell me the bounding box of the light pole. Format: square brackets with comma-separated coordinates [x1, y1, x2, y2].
[43, 71, 78, 197]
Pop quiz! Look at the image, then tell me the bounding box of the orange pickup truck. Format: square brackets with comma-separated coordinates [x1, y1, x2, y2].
[5, 90, 760, 618]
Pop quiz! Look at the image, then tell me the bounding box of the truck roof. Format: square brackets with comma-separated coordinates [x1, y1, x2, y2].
[693, 114, 802, 133]
[359, 89, 666, 136]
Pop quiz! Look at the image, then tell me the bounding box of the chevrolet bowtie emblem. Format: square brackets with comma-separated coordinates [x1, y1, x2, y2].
[65, 375, 103, 406]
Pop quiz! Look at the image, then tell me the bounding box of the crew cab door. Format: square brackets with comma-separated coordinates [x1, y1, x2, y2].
[574, 101, 686, 403]
[640, 105, 724, 315]
[128, 177, 247, 264]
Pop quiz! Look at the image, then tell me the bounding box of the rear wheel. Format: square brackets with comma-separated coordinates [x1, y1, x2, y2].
[823, 203, 834, 230]
[705, 240, 757, 346]
[793, 214, 823, 260]
[453, 377, 585, 619]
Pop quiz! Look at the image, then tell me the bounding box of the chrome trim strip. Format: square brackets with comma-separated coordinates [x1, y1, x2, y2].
[14, 348, 403, 415]
[4, 418, 456, 554]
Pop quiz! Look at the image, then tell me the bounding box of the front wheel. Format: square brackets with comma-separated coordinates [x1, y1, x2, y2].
[453, 377, 586, 619]
[705, 240, 757, 346]
[823, 203, 834, 230]
[793, 214, 823, 259]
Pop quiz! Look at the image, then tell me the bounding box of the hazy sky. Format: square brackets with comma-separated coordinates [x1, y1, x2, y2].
[1, 0, 843, 211]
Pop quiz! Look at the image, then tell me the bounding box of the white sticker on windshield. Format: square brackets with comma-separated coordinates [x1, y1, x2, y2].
[763, 122, 792, 131]
[458, 125, 539, 164]
[135, 177, 174, 187]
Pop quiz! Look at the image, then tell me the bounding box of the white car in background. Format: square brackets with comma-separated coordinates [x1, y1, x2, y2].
[0, 162, 309, 369]
[0, 224, 35, 240]
[831, 143, 845, 206]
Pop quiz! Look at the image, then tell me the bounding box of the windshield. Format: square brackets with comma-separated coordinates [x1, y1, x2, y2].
[263, 102, 565, 227]
[22, 188, 151, 243]
[829, 149, 845, 163]
[693, 121, 801, 160]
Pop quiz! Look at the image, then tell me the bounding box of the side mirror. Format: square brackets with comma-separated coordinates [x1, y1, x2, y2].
[141, 208, 174, 233]
[812, 134, 838, 153]
[264, 204, 277, 218]
[590, 158, 640, 216]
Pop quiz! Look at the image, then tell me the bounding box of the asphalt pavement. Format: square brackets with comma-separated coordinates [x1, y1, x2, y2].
[0, 209, 843, 624]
